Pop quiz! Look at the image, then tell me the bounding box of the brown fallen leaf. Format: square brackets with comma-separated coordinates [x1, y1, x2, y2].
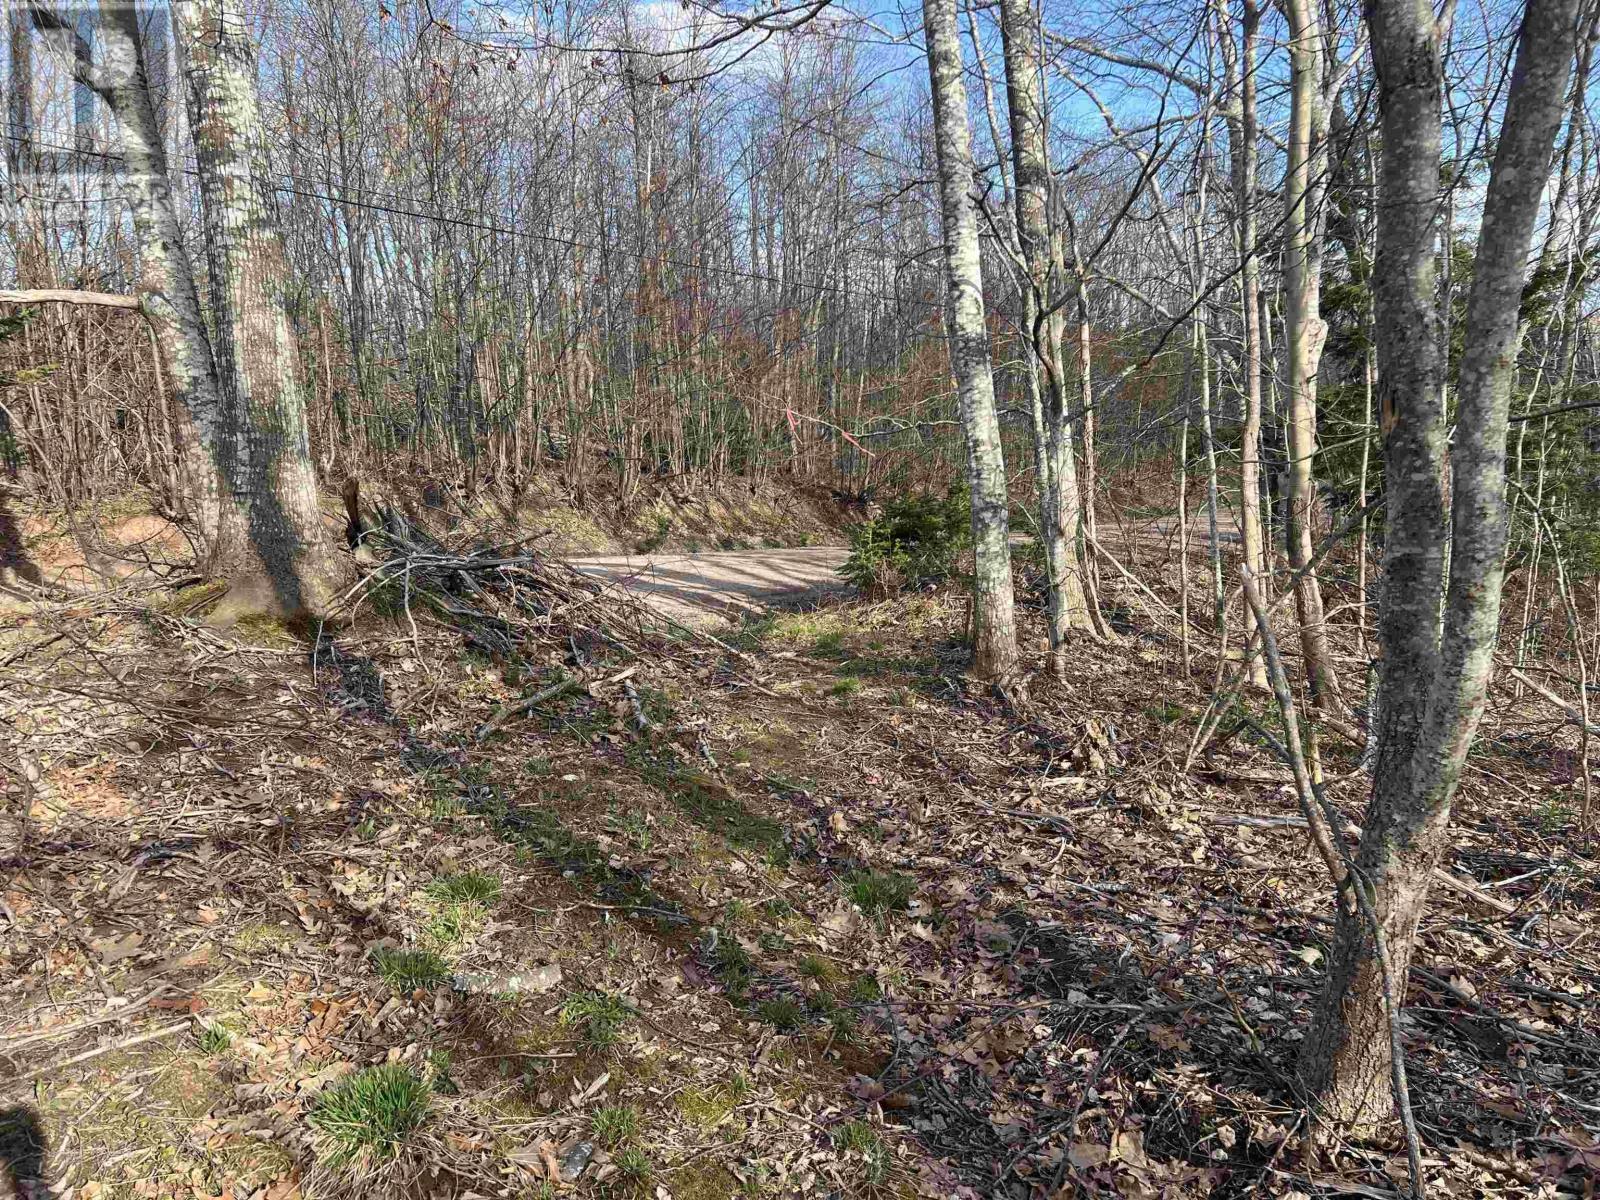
[538, 1139, 562, 1183]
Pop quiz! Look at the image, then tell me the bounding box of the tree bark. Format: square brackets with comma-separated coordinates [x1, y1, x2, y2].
[997, 0, 1095, 674]
[175, 0, 349, 621]
[923, 0, 1019, 681]
[1282, 0, 1344, 710]
[1215, 0, 1268, 687]
[1301, 0, 1581, 1129]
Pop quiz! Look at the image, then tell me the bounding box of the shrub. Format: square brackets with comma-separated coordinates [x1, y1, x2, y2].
[840, 488, 971, 593]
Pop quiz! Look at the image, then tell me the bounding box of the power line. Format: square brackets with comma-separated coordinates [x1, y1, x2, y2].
[2, 127, 947, 312]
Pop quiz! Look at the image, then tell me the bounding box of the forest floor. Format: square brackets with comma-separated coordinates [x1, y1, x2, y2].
[2, 512, 1598, 1200]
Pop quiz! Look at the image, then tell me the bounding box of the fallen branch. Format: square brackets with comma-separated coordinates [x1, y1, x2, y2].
[1508, 666, 1600, 736]
[0, 287, 142, 310]
[476, 677, 581, 742]
[0, 984, 173, 1052]
[15, 1018, 193, 1082]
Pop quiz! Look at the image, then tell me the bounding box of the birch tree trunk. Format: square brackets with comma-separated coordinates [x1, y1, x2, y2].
[997, 0, 1094, 675]
[175, 0, 349, 621]
[1300, 0, 1580, 1128]
[923, 0, 1019, 681]
[1283, 0, 1344, 709]
[1216, 0, 1268, 687]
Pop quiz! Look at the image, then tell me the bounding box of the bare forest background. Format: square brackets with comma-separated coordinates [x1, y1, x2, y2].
[2, 0, 1600, 1181]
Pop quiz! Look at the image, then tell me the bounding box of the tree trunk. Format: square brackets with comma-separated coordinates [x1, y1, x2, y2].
[997, 0, 1094, 673]
[175, 0, 349, 621]
[1300, 0, 1580, 1129]
[1282, 0, 1344, 710]
[923, 0, 1019, 681]
[1216, 0, 1268, 687]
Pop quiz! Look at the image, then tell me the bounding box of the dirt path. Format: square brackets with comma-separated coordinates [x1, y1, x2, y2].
[566, 510, 1244, 626]
[568, 544, 851, 625]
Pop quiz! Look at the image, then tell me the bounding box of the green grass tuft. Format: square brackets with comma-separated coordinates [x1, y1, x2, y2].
[614, 1147, 654, 1182]
[560, 989, 633, 1050]
[710, 937, 755, 1000]
[370, 947, 450, 992]
[424, 870, 502, 904]
[849, 973, 882, 1003]
[844, 869, 916, 915]
[797, 953, 838, 982]
[833, 1120, 891, 1185]
[592, 1104, 639, 1147]
[195, 1024, 232, 1055]
[308, 1063, 431, 1167]
[756, 996, 805, 1032]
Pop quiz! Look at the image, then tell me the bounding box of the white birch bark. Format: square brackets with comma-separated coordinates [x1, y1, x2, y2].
[997, 0, 1095, 674]
[1283, 0, 1344, 709]
[922, 0, 1018, 680]
[28, 0, 243, 568]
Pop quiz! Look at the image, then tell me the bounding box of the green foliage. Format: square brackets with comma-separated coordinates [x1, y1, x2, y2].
[424, 870, 502, 905]
[812, 629, 846, 656]
[370, 947, 450, 992]
[424, 1049, 458, 1095]
[195, 1024, 232, 1055]
[308, 1063, 431, 1167]
[1145, 700, 1187, 724]
[592, 1104, 640, 1147]
[631, 748, 786, 855]
[849, 973, 883, 1003]
[833, 1121, 891, 1185]
[614, 1147, 654, 1182]
[844, 869, 915, 916]
[756, 996, 805, 1032]
[840, 487, 971, 592]
[710, 935, 755, 1000]
[797, 954, 836, 982]
[561, 990, 633, 1050]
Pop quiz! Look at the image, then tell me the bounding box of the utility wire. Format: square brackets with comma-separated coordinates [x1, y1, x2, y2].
[2, 128, 949, 310]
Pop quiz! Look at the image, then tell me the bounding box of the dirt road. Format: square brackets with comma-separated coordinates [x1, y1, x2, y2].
[568, 545, 850, 625]
[568, 508, 1243, 626]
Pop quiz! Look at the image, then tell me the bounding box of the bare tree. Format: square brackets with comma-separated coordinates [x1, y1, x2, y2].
[1214, 0, 1267, 687]
[1299, 0, 1582, 1128]
[922, 0, 1019, 680]
[19, 0, 243, 568]
[1281, 0, 1345, 709]
[997, 0, 1097, 674]
[175, 0, 349, 619]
